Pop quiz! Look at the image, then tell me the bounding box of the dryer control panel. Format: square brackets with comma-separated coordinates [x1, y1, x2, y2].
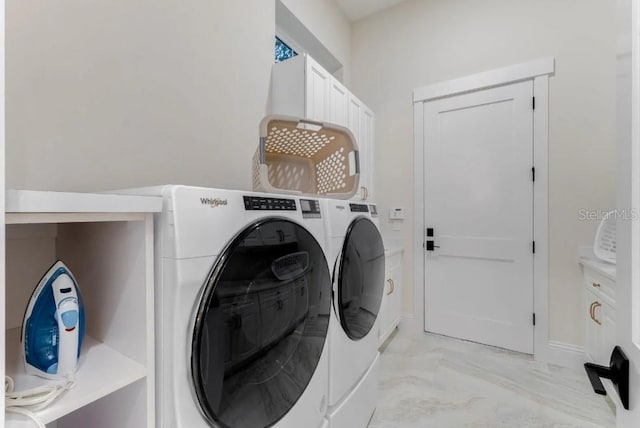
[349, 203, 369, 213]
[300, 199, 321, 218]
[243, 196, 296, 211]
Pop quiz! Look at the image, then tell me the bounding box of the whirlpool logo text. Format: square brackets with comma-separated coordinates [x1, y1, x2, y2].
[200, 198, 228, 208]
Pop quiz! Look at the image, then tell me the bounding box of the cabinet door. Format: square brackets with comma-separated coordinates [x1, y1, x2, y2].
[271, 55, 306, 118]
[259, 285, 294, 346]
[388, 262, 402, 326]
[221, 295, 261, 369]
[348, 95, 365, 200]
[585, 291, 604, 364]
[596, 299, 616, 365]
[379, 253, 403, 346]
[361, 107, 375, 201]
[378, 276, 390, 344]
[305, 56, 331, 122]
[348, 95, 362, 140]
[329, 78, 349, 127]
[292, 277, 309, 324]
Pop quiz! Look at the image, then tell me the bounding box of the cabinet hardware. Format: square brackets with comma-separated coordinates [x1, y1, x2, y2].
[387, 278, 395, 295]
[589, 301, 596, 321]
[592, 282, 601, 288]
[592, 302, 602, 325]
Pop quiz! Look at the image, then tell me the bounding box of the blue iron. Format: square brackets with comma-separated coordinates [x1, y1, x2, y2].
[22, 260, 85, 380]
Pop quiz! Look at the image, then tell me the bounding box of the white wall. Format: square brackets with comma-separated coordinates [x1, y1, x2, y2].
[6, 1, 350, 193]
[351, 0, 616, 346]
[280, 0, 352, 83]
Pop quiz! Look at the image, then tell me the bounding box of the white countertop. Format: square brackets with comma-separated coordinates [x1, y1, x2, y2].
[579, 256, 616, 281]
[6, 189, 163, 214]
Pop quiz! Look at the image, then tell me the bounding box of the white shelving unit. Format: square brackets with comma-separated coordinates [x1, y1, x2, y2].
[3, 190, 162, 428]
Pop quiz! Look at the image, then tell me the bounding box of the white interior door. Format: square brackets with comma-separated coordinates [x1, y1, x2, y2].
[586, 0, 640, 425]
[423, 80, 535, 354]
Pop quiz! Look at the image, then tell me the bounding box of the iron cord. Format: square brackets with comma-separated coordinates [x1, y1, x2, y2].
[5, 375, 76, 428]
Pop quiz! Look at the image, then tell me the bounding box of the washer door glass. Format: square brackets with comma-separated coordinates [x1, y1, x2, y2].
[191, 218, 331, 428]
[337, 217, 385, 340]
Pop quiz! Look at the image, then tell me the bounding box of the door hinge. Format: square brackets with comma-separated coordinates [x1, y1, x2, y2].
[532, 96, 536, 110]
[533, 313, 536, 326]
[532, 241, 536, 254]
[532, 167, 535, 182]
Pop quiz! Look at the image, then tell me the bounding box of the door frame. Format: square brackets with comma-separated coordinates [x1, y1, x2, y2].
[411, 58, 562, 364]
[613, 0, 640, 422]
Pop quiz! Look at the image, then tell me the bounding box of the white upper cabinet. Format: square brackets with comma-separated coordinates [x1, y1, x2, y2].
[271, 54, 330, 122]
[271, 53, 375, 201]
[361, 106, 375, 201]
[347, 94, 368, 202]
[348, 94, 362, 142]
[305, 56, 331, 122]
[329, 78, 349, 127]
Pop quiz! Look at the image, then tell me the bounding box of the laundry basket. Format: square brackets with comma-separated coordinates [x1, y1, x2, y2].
[253, 116, 360, 199]
[593, 210, 616, 264]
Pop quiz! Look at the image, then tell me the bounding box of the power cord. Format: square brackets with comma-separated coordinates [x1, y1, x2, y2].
[5, 375, 75, 428]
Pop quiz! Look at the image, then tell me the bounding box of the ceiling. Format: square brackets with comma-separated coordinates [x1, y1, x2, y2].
[335, 0, 408, 21]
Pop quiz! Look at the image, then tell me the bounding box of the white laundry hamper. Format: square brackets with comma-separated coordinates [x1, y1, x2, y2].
[252, 116, 360, 199]
[593, 210, 616, 264]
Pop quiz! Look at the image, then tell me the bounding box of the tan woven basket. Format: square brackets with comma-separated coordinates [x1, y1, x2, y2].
[253, 116, 360, 199]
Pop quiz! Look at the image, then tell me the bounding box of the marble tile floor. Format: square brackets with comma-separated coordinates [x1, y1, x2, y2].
[370, 332, 615, 428]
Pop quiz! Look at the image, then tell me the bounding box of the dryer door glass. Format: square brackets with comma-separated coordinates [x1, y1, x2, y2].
[191, 218, 331, 428]
[337, 217, 385, 340]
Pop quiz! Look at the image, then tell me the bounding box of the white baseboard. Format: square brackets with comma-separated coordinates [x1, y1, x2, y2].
[539, 340, 585, 370]
[398, 313, 422, 339]
[397, 314, 585, 371]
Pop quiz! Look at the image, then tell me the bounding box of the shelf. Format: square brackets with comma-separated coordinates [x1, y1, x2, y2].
[5, 327, 147, 426]
[6, 189, 162, 214]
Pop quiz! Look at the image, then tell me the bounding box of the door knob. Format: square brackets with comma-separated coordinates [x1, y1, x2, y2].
[425, 240, 440, 251]
[584, 346, 629, 410]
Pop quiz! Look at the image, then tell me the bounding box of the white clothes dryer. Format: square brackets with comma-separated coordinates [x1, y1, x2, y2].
[322, 200, 385, 428]
[119, 186, 332, 428]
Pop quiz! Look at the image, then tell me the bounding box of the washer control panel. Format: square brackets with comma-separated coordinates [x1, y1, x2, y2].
[300, 199, 321, 219]
[369, 205, 378, 217]
[349, 203, 369, 213]
[243, 196, 296, 211]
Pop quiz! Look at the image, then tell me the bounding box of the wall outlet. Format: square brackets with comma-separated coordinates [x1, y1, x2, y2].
[389, 207, 405, 220]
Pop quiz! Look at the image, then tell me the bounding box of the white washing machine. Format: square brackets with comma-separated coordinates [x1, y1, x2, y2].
[119, 185, 332, 428]
[322, 200, 385, 428]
